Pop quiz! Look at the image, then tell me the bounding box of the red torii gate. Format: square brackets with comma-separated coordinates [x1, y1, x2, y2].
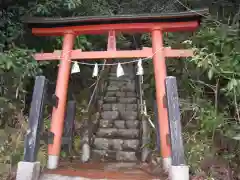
[23, 9, 207, 170]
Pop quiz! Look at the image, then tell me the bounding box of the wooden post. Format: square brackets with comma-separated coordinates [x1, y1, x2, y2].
[24, 76, 48, 162]
[165, 76, 185, 165]
[48, 32, 75, 169]
[62, 101, 76, 155]
[151, 29, 171, 171]
[165, 76, 189, 180]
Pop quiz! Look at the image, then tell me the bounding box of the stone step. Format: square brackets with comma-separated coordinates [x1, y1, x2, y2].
[108, 79, 129, 83]
[121, 84, 136, 91]
[112, 91, 136, 97]
[108, 79, 134, 84]
[120, 111, 138, 120]
[109, 72, 135, 76]
[93, 138, 140, 151]
[107, 85, 135, 92]
[118, 97, 137, 104]
[92, 149, 138, 161]
[105, 91, 137, 98]
[107, 85, 120, 91]
[101, 111, 119, 120]
[108, 76, 134, 82]
[108, 81, 136, 86]
[102, 103, 138, 111]
[105, 91, 117, 97]
[126, 92, 137, 97]
[101, 111, 138, 120]
[104, 97, 137, 104]
[108, 80, 130, 85]
[96, 128, 139, 139]
[111, 72, 135, 77]
[109, 73, 117, 76]
[108, 83, 127, 88]
[110, 65, 134, 71]
[99, 119, 140, 129]
[105, 91, 125, 97]
[109, 70, 135, 75]
[104, 97, 117, 103]
[102, 104, 124, 111]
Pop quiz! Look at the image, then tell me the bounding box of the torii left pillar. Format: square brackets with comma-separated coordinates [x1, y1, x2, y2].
[152, 29, 171, 171]
[48, 32, 75, 169]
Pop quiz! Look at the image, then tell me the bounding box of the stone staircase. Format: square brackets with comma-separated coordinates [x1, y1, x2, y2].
[91, 64, 142, 162]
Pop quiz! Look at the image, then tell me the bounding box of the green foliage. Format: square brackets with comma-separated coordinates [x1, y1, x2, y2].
[184, 132, 212, 172]
[0, 48, 41, 100]
[185, 18, 240, 95]
[0, 47, 42, 129]
[198, 102, 224, 135]
[177, 17, 240, 175]
[0, 48, 40, 76]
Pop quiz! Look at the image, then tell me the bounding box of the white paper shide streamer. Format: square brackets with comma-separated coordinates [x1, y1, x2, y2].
[136, 59, 144, 75]
[92, 63, 99, 77]
[116, 63, 124, 77]
[71, 61, 80, 74]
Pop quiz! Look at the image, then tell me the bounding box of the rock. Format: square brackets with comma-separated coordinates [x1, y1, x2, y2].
[116, 92, 126, 97]
[105, 92, 116, 97]
[121, 83, 135, 91]
[107, 85, 119, 91]
[112, 139, 124, 150]
[114, 120, 125, 129]
[109, 82, 126, 87]
[91, 150, 116, 161]
[102, 104, 112, 111]
[109, 80, 127, 86]
[118, 129, 139, 138]
[96, 128, 139, 138]
[109, 73, 117, 77]
[119, 97, 137, 104]
[108, 77, 129, 82]
[122, 140, 140, 150]
[94, 138, 111, 150]
[96, 128, 118, 137]
[99, 119, 113, 128]
[126, 120, 140, 129]
[126, 104, 138, 111]
[98, 100, 103, 106]
[104, 97, 117, 103]
[112, 104, 125, 111]
[116, 151, 137, 161]
[101, 111, 119, 120]
[120, 111, 138, 120]
[126, 92, 136, 97]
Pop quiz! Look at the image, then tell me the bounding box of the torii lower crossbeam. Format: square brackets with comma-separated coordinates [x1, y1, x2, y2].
[34, 48, 193, 60]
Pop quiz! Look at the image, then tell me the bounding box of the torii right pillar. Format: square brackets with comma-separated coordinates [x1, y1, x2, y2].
[152, 29, 171, 171]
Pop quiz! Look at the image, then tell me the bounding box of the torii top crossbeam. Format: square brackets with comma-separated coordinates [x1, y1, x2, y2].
[24, 8, 208, 35]
[22, 9, 208, 171]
